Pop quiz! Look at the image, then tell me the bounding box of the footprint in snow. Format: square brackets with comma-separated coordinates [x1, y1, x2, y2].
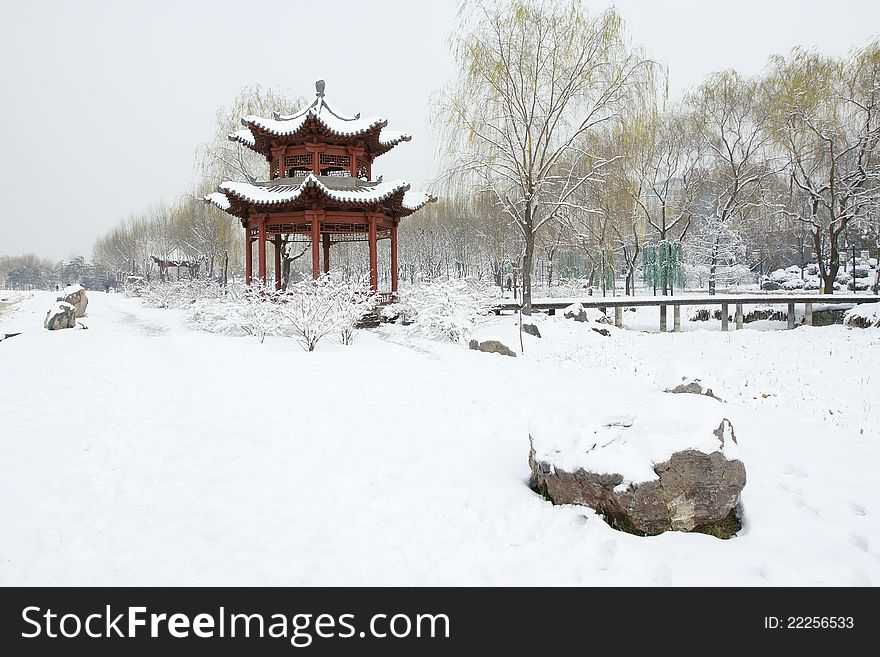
[652, 564, 673, 585]
[595, 539, 617, 571]
[792, 497, 819, 516]
[848, 501, 867, 516]
[849, 533, 869, 553]
[782, 464, 808, 479]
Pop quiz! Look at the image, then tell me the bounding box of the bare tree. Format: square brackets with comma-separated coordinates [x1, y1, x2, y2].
[766, 43, 880, 294]
[687, 70, 775, 294]
[197, 85, 304, 184]
[628, 108, 703, 286]
[440, 0, 652, 313]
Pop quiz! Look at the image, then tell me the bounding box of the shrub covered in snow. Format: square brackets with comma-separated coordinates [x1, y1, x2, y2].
[761, 265, 840, 291]
[141, 277, 380, 350]
[281, 276, 341, 351]
[398, 278, 497, 342]
[142, 279, 225, 309]
[531, 278, 591, 299]
[332, 281, 379, 346]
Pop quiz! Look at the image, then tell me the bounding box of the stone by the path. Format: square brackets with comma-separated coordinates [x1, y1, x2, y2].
[44, 302, 77, 331]
[468, 339, 517, 357]
[57, 284, 88, 318]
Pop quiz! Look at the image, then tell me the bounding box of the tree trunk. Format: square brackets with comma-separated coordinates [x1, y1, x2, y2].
[708, 237, 719, 296]
[814, 228, 840, 295]
[281, 254, 292, 291]
[521, 235, 535, 315]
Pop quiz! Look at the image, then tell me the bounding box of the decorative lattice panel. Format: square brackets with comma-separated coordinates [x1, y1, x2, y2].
[285, 154, 313, 167]
[319, 154, 351, 167]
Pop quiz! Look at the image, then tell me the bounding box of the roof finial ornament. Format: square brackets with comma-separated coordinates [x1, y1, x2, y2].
[272, 79, 360, 122]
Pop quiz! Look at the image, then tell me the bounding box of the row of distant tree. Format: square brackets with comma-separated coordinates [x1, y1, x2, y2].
[0, 254, 115, 291]
[83, 0, 879, 306]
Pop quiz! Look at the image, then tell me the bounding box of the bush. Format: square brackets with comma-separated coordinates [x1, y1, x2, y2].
[398, 278, 497, 342]
[141, 276, 380, 350]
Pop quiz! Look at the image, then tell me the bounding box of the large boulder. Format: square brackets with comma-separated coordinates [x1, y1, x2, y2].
[44, 301, 77, 330]
[469, 339, 516, 357]
[529, 397, 745, 538]
[57, 284, 88, 317]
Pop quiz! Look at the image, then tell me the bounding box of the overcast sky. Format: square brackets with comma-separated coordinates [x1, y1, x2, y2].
[1, 0, 878, 261]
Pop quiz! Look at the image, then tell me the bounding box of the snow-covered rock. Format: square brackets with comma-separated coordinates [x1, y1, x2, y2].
[844, 302, 880, 328]
[665, 376, 723, 402]
[743, 306, 786, 323]
[563, 303, 588, 322]
[44, 301, 77, 330]
[529, 395, 745, 537]
[57, 284, 88, 317]
[562, 303, 610, 324]
[813, 306, 851, 326]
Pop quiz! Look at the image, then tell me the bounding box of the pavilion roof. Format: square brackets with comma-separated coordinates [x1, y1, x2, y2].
[204, 173, 434, 219]
[227, 80, 412, 157]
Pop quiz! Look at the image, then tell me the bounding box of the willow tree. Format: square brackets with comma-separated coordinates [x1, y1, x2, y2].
[198, 85, 305, 287]
[686, 70, 774, 294]
[765, 42, 880, 294]
[440, 0, 652, 313]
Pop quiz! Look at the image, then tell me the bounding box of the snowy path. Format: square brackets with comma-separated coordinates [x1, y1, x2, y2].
[1, 291, 879, 585]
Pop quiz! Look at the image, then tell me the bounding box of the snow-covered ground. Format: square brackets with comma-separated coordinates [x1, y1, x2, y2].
[1, 290, 878, 585]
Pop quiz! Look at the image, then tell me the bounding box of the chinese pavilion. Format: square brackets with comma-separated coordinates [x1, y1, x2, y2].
[205, 80, 433, 295]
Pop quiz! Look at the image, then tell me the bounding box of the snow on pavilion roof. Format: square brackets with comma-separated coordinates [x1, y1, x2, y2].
[203, 173, 434, 219]
[227, 80, 412, 157]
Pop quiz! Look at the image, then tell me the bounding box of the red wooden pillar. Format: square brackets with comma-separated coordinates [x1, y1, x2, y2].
[347, 147, 357, 177]
[322, 233, 331, 274]
[245, 223, 253, 285]
[390, 220, 399, 293]
[258, 219, 267, 285]
[368, 215, 378, 291]
[311, 214, 321, 280]
[273, 234, 282, 290]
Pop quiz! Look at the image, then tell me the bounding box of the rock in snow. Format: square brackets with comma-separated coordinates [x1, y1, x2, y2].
[469, 339, 516, 357]
[57, 284, 88, 318]
[844, 301, 880, 328]
[521, 323, 541, 338]
[563, 303, 611, 324]
[665, 377, 722, 402]
[44, 301, 77, 330]
[529, 396, 746, 538]
[563, 303, 589, 322]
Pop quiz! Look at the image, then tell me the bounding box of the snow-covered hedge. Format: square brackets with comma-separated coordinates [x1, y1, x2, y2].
[141, 278, 380, 350]
[762, 260, 876, 292]
[397, 278, 497, 342]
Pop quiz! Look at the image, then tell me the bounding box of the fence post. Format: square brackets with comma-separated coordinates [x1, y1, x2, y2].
[721, 303, 729, 332]
[660, 305, 667, 332]
[787, 302, 796, 329]
[735, 303, 743, 330]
